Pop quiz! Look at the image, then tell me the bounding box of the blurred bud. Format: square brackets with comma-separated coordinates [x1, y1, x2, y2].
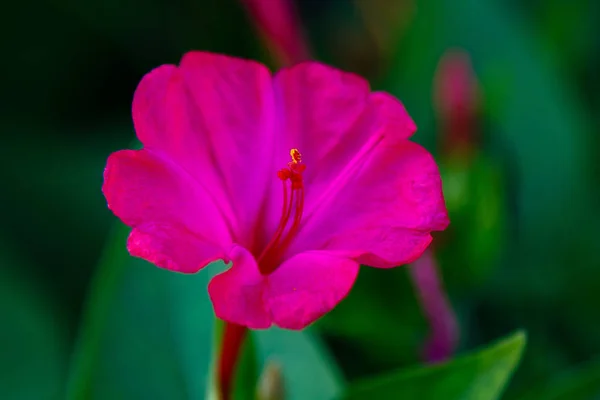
[434, 49, 508, 288]
[257, 360, 285, 400]
[240, 0, 310, 66]
[434, 49, 481, 156]
[410, 250, 459, 363]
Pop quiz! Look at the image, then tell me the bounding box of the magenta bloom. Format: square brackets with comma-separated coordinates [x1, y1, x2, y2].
[102, 52, 449, 330]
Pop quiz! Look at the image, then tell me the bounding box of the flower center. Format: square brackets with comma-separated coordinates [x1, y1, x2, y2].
[257, 148, 306, 275]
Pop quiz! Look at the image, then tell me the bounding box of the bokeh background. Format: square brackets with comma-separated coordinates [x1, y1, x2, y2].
[2, 0, 600, 398]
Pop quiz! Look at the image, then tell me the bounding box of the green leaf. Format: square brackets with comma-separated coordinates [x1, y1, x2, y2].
[205, 317, 344, 400]
[317, 266, 428, 377]
[66, 224, 221, 400]
[342, 331, 526, 400]
[204, 320, 343, 400]
[68, 222, 344, 400]
[253, 328, 344, 400]
[512, 358, 600, 400]
[375, 0, 597, 385]
[205, 319, 260, 400]
[233, 331, 260, 400]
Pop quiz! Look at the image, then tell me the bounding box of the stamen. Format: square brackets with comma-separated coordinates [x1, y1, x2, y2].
[257, 149, 306, 275]
[290, 148, 302, 163]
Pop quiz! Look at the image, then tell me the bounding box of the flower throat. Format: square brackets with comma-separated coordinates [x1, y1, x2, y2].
[257, 149, 305, 275]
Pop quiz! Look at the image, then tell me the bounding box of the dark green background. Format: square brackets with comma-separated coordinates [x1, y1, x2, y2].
[1, 0, 600, 398]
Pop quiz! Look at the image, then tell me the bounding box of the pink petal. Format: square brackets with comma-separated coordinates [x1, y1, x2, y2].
[273, 62, 370, 190]
[265, 251, 359, 330]
[291, 139, 449, 268]
[127, 224, 223, 273]
[271, 62, 445, 267]
[102, 149, 230, 272]
[268, 63, 418, 234]
[131, 52, 277, 248]
[131, 64, 176, 149]
[178, 52, 278, 248]
[208, 247, 359, 330]
[368, 92, 417, 137]
[208, 245, 271, 329]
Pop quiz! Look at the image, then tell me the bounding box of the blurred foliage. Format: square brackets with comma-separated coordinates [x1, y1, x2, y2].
[0, 238, 68, 399]
[343, 331, 526, 400]
[513, 357, 600, 400]
[66, 225, 342, 400]
[2, 0, 600, 398]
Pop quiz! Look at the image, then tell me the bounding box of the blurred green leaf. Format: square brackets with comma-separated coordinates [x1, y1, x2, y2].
[233, 331, 260, 400]
[438, 151, 508, 288]
[205, 319, 260, 400]
[66, 224, 220, 400]
[253, 328, 344, 400]
[378, 0, 597, 388]
[317, 266, 427, 379]
[512, 358, 600, 400]
[205, 313, 343, 400]
[342, 330, 526, 400]
[68, 222, 344, 400]
[0, 239, 68, 399]
[0, 121, 134, 318]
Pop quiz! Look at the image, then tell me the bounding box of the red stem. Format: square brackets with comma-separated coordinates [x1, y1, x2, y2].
[218, 3, 308, 398]
[218, 322, 248, 400]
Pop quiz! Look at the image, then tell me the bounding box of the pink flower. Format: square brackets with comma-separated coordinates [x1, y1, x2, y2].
[102, 51, 449, 330]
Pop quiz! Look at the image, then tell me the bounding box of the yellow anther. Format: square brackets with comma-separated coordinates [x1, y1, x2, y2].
[290, 148, 302, 164]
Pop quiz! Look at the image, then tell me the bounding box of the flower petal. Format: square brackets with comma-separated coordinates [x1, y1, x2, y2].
[273, 62, 369, 188]
[131, 64, 176, 149]
[208, 247, 359, 330]
[178, 52, 278, 248]
[268, 64, 417, 234]
[291, 140, 449, 268]
[208, 245, 271, 329]
[265, 251, 359, 330]
[368, 92, 417, 138]
[132, 52, 277, 248]
[102, 149, 230, 272]
[127, 224, 222, 273]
